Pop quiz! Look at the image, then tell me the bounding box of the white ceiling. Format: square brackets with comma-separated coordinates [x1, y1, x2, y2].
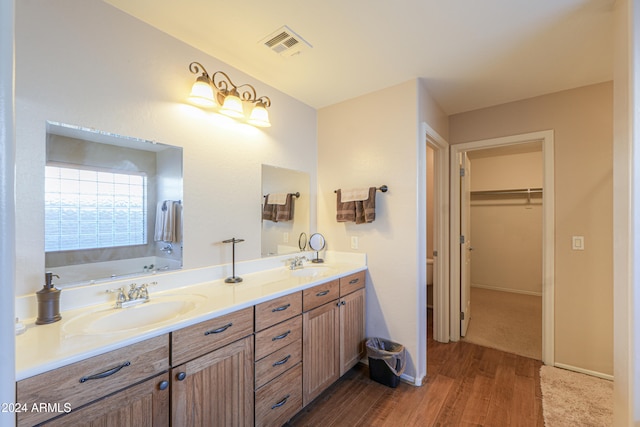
[104, 0, 615, 115]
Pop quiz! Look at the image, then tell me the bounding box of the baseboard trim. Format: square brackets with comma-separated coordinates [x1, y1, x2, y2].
[472, 283, 542, 297]
[552, 362, 614, 381]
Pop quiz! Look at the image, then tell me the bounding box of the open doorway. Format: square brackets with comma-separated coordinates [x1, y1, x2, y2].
[448, 130, 555, 365]
[460, 143, 543, 360]
[422, 123, 449, 343]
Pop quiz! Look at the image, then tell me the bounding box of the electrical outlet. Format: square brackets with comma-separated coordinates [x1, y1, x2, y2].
[283, 232, 289, 243]
[350, 236, 358, 250]
[572, 236, 584, 250]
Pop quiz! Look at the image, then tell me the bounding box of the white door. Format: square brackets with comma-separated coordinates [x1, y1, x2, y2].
[460, 153, 472, 337]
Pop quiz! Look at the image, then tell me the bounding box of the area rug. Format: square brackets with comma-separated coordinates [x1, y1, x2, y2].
[540, 365, 613, 426]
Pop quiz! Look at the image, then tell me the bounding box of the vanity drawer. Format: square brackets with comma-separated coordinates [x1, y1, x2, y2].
[255, 363, 302, 427]
[255, 292, 302, 332]
[254, 315, 302, 361]
[17, 334, 169, 427]
[339, 271, 366, 296]
[303, 280, 339, 312]
[255, 340, 302, 389]
[172, 307, 254, 365]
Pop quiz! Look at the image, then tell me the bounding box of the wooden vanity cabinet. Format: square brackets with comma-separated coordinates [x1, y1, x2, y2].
[16, 334, 169, 427]
[339, 271, 366, 376]
[302, 272, 366, 407]
[254, 292, 303, 427]
[41, 372, 170, 427]
[170, 307, 255, 427]
[171, 335, 254, 427]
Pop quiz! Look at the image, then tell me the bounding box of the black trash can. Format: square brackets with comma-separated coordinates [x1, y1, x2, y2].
[366, 338, 406, 388]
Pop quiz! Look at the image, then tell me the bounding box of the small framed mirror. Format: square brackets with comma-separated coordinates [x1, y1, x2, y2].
[298, 232, 307, 252]
[308, 233, 325, 263]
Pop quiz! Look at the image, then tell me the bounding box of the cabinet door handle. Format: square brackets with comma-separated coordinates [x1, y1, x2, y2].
[176, 372, 187, 381]
[204, 322, 233, 335]
[272, 354, 291, 367]
[341, 301, 346, 306]
[316, 290, 329, 297]
[349, 278, 360, 284]
[271, 394, 291, 410]
[272, 303, 291, 312]
[158, 380, 169, 390]
[272, 330, 291, 341]
[79, 361, 131, 383]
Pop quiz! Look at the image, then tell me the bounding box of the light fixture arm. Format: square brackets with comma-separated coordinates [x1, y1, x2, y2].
[189, 61, 210, 81]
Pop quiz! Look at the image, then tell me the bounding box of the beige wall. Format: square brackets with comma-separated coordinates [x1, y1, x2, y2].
[318, 79, 447, 380]
[470, 151, 543, 295]
[450, 82, 613, 376]
[14, 0, 318, 296]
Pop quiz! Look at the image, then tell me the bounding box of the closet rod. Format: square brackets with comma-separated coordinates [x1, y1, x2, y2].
[470, 187, 542, 196]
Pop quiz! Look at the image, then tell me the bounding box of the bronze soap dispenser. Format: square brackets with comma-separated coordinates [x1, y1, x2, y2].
[36, 272, 61, 325]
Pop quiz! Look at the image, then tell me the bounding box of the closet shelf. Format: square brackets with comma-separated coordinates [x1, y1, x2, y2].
[471, 187, 542, 202]
[470, 187, 542, 196]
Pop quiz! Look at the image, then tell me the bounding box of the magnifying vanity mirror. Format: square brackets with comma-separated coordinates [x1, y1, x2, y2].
[308, 233, 326, 263]
[261, 165, 310, 257]
[45, 122, 183, 286]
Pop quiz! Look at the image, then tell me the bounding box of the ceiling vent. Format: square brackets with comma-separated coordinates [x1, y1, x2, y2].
[260, 25, 312, 57]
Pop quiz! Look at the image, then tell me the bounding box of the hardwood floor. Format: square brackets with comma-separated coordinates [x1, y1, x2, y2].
[287, 309, 543, 426]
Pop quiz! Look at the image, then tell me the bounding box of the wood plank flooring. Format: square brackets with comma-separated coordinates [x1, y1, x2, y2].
[287, 309, 543, 426]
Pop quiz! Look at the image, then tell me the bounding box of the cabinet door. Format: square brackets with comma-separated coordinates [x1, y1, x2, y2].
[172, 336, 254, 427]
[340, 288, 366, 376]
[302, 300, 339, 406]
[42, 373, 170, 427]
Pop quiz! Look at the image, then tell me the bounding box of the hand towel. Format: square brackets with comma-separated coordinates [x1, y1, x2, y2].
[336, 187, 376, 224]
[267, 193, 288, 205]
[154, 200, 182, 242]
[340, 187, 370, 202]
[275, 193, 294, 222]
[263, 193, 294, 222]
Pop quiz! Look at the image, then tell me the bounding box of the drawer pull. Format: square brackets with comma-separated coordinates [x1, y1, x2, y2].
[272, 354, 291, 367]
[272, 330, 291, 341]
[349, 278, 360, 285]
[159, 380, 169, 390]
[316, 290, 330, 297]
[204, 322, 233, 335]
[79, 361, 131, 383]
[271, 394, 291, 410]
[272, 303, 291, 312]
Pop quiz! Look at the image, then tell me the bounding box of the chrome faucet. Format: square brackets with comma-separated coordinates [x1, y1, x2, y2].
[107, 282, 157, 308]
[288, 256, 307, 270]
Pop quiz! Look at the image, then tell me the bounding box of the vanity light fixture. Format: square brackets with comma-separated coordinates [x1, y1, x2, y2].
[188, 61, 272, 127]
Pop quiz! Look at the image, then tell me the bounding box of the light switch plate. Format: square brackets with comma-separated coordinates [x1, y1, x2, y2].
[572, 236, 584, 250]
[350, 236, 358, 250]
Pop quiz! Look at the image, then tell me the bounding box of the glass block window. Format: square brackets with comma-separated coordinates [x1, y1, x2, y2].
[45, 165, 147, 252]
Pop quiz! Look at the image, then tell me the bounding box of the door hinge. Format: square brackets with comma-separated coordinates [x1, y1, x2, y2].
[460, 167, 465, 177]
[460, 311, 465, 320]
[460, 235, 465, 244]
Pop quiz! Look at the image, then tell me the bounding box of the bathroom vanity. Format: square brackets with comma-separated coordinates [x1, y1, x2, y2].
[15, 252, 366, 426]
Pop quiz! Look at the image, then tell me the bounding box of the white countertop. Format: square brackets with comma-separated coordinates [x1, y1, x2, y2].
[15, 252, 367, 381]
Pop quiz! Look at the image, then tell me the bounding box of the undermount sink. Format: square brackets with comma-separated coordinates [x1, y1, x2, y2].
[289, 266, 333, 278]
[63, 294, 206, 335]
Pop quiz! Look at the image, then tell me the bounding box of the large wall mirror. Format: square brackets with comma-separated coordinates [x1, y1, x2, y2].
[45, 122, 183, 286]
[261, 165, 310, 257]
